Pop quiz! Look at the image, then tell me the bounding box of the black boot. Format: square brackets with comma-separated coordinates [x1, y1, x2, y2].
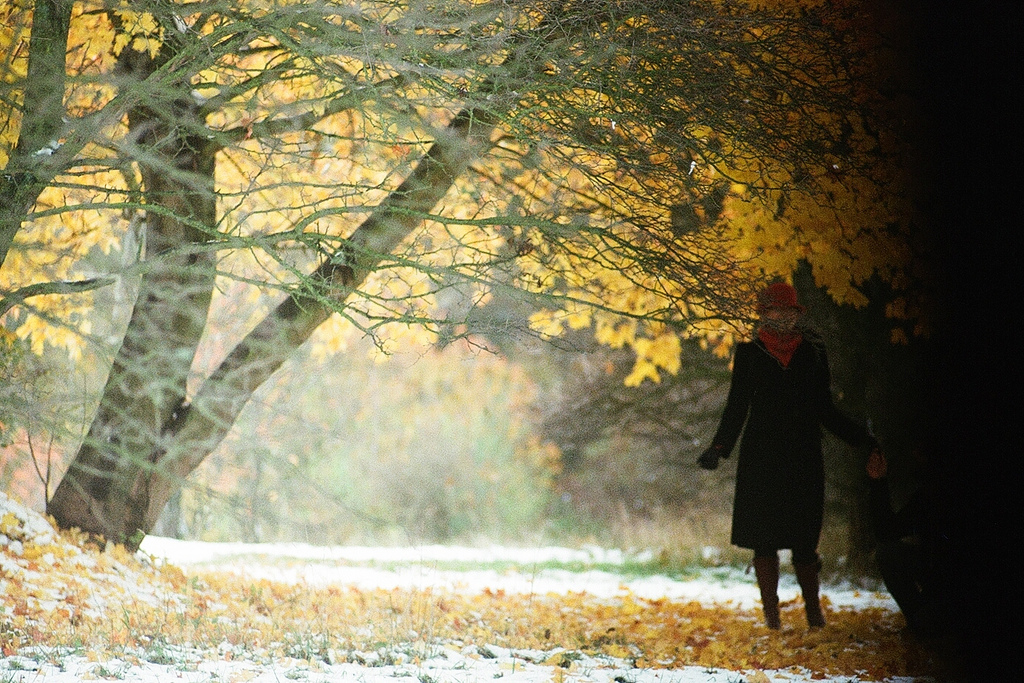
[753, 555, 781, 629]
[794, 559, 825, 628]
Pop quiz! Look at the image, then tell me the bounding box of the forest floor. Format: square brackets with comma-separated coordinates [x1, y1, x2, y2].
[1, 492, 964, 682]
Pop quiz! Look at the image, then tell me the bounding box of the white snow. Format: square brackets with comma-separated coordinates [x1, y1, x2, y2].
[139, 535, 898, 612]
[1, 647, 920, 683]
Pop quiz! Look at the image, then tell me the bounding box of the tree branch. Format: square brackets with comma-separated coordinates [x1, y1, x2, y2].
[0, 278, 116, 318]
[164, 105, 499, 482]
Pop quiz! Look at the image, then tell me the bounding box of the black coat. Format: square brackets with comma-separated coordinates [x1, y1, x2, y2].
[710, 335, 871, 551]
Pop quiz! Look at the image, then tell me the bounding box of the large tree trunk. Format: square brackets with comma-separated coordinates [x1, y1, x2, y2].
[47, 46, 220, 544]
[48, 106, 498, 548]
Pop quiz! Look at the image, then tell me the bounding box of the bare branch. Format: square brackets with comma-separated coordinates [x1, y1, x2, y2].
[0, 278, 116, 318]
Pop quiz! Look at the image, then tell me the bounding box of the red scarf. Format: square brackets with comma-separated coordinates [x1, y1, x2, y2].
[758, 326, 803, 367]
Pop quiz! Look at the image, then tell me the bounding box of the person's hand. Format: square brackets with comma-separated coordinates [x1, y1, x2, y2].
[698, 444, 725, 470]
[866, 447, 887, 480]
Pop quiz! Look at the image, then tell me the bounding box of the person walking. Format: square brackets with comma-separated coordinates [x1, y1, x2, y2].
[698, 281, 878, 629]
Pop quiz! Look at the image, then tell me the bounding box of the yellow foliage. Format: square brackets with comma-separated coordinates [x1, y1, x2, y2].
[0, 0, 925, 385]
[308, 313, 355, 360]
[0, 9, 29, 168]
[528, 309, 568, 339]
[111, 6, 164, 58]
[594, 318, 636, 349]
[624, 332, 681, 387]
[1, 163, 129, 357]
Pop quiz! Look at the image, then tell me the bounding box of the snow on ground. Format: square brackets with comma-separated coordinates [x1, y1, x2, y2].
[1, 492, 919, 683]
[139, 535, 899, 612]
[0, 646, 908, 683]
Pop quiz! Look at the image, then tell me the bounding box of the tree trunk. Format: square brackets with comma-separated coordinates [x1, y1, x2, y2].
[48, 106, 498, 549]
[148, 108, 499, 546]
[0, 0, 72, 268]
[46, 48, 219, 544]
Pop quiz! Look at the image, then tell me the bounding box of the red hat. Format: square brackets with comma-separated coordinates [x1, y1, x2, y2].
[757, 282, 805, 313]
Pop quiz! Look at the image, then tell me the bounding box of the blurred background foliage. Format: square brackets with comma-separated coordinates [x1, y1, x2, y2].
[181, 336, 560, 545]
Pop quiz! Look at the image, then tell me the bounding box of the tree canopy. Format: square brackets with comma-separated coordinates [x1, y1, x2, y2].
[0, 0, 925, 546]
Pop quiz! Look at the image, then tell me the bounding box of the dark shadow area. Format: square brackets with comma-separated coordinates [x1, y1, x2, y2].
[906, 0, 1023, 677]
